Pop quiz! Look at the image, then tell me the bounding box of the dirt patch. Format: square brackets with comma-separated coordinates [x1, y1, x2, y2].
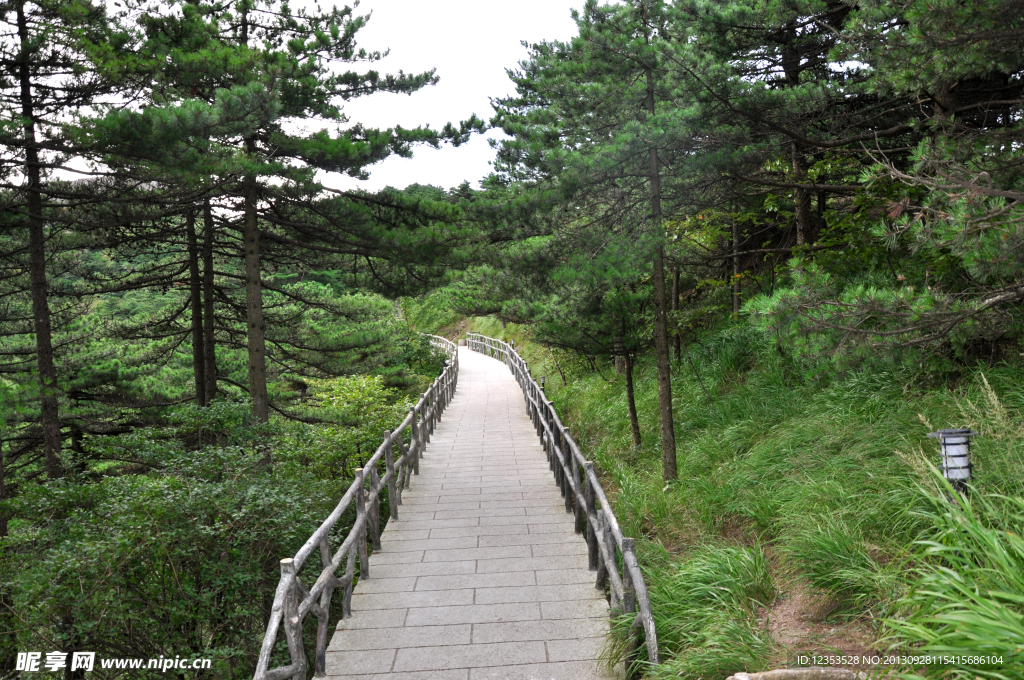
[436, 318, 469, 341]
[761, 584, 879, 671]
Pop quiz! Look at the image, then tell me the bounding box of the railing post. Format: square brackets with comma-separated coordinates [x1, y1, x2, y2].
[384, 432, 399, 519]
[354, 468, 369, 578]
[343, 542, 355, 618]
[605, 513, 619, 610]
[584, 462, 598, 571]
[621, 537, 640, 680]
[571, 441, 585, 534]
[595, 510, 609, 589]
[314, 537, 335, 677]
[410, 407, 420, 475]
[280, 559, 306, 680]
[368, 467, 382, 550]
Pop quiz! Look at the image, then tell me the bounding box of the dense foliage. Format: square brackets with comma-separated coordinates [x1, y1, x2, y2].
[3, 0, 1024, 677]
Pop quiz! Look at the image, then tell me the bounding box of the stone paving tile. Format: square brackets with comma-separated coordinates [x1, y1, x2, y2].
[330, 671, 469, 680]
[325, 348, 611, 678]
[469, 661, 620, 680]
[351, 589, 474, 611]
[335, 608, 408, 630]
[350, 577, 417, 594]
[378, 529, 431, 541]
[423, 545, 531, 563]
[366, 550, 424, 565]
[479, 513, 564, 526]
[323, 649, 395, 675]
[541, 598, 610, 620]
[473, 584, 602, 605]
[428, 524, 529, 539]
[478, 532, 580, 547]
[393, 641, 545, 672]
[434, 507, 526, 520]
[394, 517, 481, 530]
[379, 536, 480, 552]
[370, 560, 476, 579]
[531, 542, 590, 558]
[535, 569, 598, 586]
[415, 571, 536, 591]
[545, 637, 607, 663]
[527, 522, 576, 534]
[476, 555, 590, 574]
[471, 618, 608, 644]
[404, 602, 541, 627]
[328, 624, 471, 651]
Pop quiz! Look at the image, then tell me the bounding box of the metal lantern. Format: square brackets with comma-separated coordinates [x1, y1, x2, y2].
[927, 428, 978, 494]
[540, 375, 546, 393]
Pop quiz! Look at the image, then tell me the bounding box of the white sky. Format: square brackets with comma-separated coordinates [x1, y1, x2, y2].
[321, 0, 581, 193]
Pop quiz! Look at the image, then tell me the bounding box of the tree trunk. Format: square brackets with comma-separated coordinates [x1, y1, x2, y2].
[792, 143, 812, 246]
[646, 65, 677, 482]
[733, 219, 741, 315]
[186, 210, 206, 406]
[202, 198, 218, 401]
[624, 353, 641, 449]
[0, 438, 9, 674]
[672, 266, 681, 364]
[18, 1, 61, 479]
[243, 167, 269, 423]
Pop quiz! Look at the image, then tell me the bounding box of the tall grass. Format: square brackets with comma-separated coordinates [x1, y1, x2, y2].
[883, 481, 1024, 680]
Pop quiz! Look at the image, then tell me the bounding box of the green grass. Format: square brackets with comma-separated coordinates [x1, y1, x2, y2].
[468, 318, 1024, 679]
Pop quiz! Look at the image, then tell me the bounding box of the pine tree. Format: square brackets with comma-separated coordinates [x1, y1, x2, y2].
[0, 0, 133, 477]
[491, 0, 680, 479]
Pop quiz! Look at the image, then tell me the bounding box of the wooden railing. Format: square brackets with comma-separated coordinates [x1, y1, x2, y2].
[467, 332, 660, 675]
[253, 335, 458, 680]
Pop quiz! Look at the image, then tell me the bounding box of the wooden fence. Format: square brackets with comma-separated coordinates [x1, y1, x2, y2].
[467, 332, 661, 675]
[252, 335, 458, 680]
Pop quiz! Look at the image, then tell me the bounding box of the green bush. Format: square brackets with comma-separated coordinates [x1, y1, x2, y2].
[4, 447, 338, 679]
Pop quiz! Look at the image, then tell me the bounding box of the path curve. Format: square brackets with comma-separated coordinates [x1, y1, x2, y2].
[324, 346, 617, 680]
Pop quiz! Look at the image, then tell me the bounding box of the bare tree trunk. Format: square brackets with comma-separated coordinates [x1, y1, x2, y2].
[0, 434, 7, 538]
[202, 198, 217, 401]
[0, 436, 10, 674]
[624, 353, 641, 449]
[672, 266, 681, 364]
[186, 210, 206, 406]
[18, 1, 60, 479]
[733, 219, 741, 315]
[646, 65, 677, 482]
[243, 166, 269, 423]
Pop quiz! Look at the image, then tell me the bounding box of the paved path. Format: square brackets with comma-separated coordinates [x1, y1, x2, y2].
[325, 346, 617, 680]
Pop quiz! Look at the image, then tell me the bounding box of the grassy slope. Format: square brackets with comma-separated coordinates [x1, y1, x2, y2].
[460, 317, 1024, 679]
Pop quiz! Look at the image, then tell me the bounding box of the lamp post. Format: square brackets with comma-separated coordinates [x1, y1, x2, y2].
[927, 428, 978, 495]
[540, 376, 546, 394]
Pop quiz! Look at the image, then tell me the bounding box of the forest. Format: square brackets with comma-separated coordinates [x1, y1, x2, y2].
[2, 0, 1023, 678]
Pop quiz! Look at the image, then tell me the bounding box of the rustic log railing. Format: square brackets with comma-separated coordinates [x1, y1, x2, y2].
[467, 332, 661, 675]
[253, 334, 458, 680]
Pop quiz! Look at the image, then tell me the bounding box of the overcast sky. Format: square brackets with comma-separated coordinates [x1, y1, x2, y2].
[321, 0, 581, 193]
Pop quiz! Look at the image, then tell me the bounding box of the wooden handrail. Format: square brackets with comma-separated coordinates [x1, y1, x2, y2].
[253, 335, 458, 680]
[466, 332, 660, 675]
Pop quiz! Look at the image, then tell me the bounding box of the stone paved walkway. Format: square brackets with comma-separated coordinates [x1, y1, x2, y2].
[325, 346, 617, 680]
